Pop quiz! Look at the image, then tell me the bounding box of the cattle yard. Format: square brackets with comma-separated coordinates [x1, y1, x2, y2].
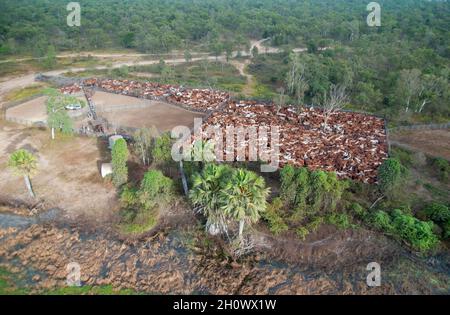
[4, 77, 388, 182]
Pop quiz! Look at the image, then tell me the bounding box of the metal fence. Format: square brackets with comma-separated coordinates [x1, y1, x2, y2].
[388, 122, 450, 133]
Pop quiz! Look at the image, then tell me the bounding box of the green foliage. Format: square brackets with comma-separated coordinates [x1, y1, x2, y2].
[111, 138, 129, 187]
[221, 169, 270, 225]
[133, 127, 158, 166]
[369, 209, 439, 252]
[391, 209, 438, 252]
[371, 210, 393, 232]
[261, 198, 288, 235]
[295, 216, 324, 240]
[391, 147, 414, 168]
[45, 89, 84, 137]
[139, 170, 174, 210]
[423, 203, 450, 223]
[279, 166, 348, 220]
[112, 66, 129, 77]
[8, 149, 37, 177]
[295, 226, 309, 241]
[377, 158, 407, 199]
[326, 213, 353, 229]
[119, 170, 173, 235]
[350, 202, 367, 220]
[42, 45, 56, 69]
[443, 221, 450, 239]
[432, 158, 449, 183]
[120, 185, 139, 208]
[119, 208, 158, 235]
[190, 164, 269, 236]
[152, 133, 173, 166]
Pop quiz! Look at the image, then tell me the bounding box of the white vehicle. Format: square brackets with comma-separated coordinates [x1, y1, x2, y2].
[65, 103, 82, 110]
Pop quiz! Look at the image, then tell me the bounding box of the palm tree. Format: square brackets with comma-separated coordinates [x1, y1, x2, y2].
[221, 169, 270, 240]
[8, 149, 38, 198]
[189, 163, 231, 235]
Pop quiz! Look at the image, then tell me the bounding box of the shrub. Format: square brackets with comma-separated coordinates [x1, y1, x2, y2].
[111, 138, 129, 187]
[296, 226, 309, 240]
[423, 203, 450, 223]
[443, 221, 450, 239]
[377, 158, 407, 199]
[371, 210, 393, 231]
[152, 133, 173, 165]
[327, 213, 352, 229]
[391, 209, 438, 252]
[279, 166, 347, 219]
[139, 170, 174, 210]
[280, 165, 297, 206]
[432, 157, 449, 182]
[120, 185, 138, 208]
[306, 216, 324, 232]
[262, 198, 288, 235]
[391, 147, 413, 168]
[350, 203, 367, 219]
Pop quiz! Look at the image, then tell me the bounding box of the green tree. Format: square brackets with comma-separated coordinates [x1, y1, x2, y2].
[285, 52, 309, 107]
[111, 138, 129, 187]
[251, 45, 259, 57]
[161, 65, 175, 83]
[45, 89, 81, 139]
[184, 49, 192, 63]
[138, 170, 174, 210]
[190, 164, 233, 235]
[221, 169, 270, 240]
[8, 149, 38, 198]
[152, 133, 173, 166]
[42, 45, 56, 69]
[133, 127, 158, 166]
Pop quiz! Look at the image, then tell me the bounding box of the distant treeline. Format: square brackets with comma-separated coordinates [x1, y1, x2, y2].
[0, 0, 449, 57]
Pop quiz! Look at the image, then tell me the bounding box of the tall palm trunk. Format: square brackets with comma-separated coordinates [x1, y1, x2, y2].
[24, 175, 35, 198]
[51, 127, 55, 140]
[239, 220, 245, 240]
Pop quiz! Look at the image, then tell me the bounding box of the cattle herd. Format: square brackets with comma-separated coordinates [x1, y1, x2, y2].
[59, 79, 388, 182]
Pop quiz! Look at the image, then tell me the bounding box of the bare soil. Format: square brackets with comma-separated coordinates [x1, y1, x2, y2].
[0, 210, 448, 295]
[391, 129, 450, 160]
[92, 91, 205, 131]
[91, 91, 151, 111]
[5, 96, 48, 123]
[0, 121, 118, 221]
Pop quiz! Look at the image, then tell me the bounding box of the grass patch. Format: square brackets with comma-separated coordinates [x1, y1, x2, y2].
[130, 61, 247, 92]
[119, 208, 159, 235]
[4, 84, 47, 102]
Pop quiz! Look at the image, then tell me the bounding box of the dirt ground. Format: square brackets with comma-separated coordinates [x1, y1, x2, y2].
[91, 91, 151, 111]
[5, 94, 88, 125]
[391, 129, 450, 160]
[5, 96, 48, 123]
[100, 103, 205, 132]
[0, 210, 448, 295]
[0, 121, 119, 221]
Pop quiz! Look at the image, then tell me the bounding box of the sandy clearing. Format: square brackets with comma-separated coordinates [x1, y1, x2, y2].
[91, 90, 151, 111]
[0, 123, 118, 221]
[390, 129, 450, 160]
[5, 96, 48, 123]
[99, 100, 206, 132]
